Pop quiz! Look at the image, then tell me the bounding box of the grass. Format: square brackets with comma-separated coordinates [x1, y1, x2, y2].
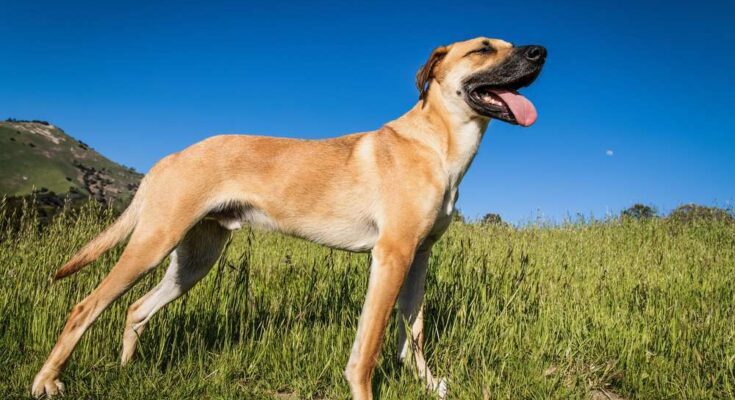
[1, 202, 734, 399]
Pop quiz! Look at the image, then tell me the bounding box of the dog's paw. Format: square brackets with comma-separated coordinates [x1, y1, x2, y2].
[433, 377, 448, 399]
[31, 372, 65, 398]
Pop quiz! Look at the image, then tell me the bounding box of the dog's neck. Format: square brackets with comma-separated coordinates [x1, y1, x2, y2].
[387, 88, 489, 189]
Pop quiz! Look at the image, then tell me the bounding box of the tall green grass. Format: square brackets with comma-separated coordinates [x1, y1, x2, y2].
[1, 202, 734, 399]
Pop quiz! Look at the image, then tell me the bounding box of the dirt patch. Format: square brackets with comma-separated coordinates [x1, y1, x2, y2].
[9, 122, 65, 144]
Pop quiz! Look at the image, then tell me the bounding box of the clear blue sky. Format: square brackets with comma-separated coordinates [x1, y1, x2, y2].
[2, 0, 733, 223]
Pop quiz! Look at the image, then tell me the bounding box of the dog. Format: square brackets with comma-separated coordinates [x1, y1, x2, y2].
[32, 37, 545, 399]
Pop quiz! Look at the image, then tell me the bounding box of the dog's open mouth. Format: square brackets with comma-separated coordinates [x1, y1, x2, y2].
[469, 87, 537, 127]
[463, 45, 544, 127]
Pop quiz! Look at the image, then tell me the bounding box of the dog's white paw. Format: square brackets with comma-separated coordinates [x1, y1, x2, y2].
[31, 372, 65, 398]
[432, 377, 448, 399]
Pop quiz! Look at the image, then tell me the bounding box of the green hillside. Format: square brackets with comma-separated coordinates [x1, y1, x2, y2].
[0, 120, 142, 205]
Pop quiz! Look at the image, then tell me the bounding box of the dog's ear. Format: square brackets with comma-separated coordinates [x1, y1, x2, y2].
[416, 45, 449, 101]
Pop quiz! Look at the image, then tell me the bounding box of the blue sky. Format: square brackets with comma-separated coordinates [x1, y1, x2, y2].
[2, 0, 733, 223]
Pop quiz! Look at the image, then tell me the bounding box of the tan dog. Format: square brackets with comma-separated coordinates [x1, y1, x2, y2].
[32, 37, 545, 399]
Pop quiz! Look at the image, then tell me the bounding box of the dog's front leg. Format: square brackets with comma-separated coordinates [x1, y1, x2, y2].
[344, 237, 415, 400]
[396, 246, 446, 397]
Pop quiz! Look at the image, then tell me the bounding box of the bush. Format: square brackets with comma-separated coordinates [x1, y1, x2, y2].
[667, 204, 734, 224]
[480, 213, 508, 227]
[621, 204, 657, 220]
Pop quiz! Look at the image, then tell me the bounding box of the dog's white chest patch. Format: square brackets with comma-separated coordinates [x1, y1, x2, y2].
[219, 219, 244, 230]
[427, 188, 458, 240]
[441, 188, 458, 218]
[443, 192, 456, 216]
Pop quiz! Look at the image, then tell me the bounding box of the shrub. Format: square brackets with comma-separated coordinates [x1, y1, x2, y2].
[621, 204, 657, 220]
[667, 204, 733, 224]
[480, 212, 508, 227]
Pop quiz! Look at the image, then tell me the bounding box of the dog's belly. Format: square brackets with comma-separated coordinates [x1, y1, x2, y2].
[286, 216, 379, 252]
[209, 203, 378, 252]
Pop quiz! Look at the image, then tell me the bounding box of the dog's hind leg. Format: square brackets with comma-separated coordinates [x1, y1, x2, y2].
[31, 219, 191, 397]
[121, 219, 230, 365]
[396, 246, 446, 398]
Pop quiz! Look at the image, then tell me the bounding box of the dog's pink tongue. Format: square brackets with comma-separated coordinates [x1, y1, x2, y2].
[490, 89, 537, 127]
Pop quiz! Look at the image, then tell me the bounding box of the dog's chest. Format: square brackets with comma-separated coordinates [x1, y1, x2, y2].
[441, 188, 458, 217]
[428, 188, 458, 240]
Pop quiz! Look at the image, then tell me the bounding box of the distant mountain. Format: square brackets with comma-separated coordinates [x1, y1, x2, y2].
[0, 119, 142, 210]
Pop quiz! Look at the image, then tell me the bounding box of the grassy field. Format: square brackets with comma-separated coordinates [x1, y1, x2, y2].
[1, 203, 734, 399]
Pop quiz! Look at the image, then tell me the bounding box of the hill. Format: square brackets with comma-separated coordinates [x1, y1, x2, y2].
[0, 119, 141, 207]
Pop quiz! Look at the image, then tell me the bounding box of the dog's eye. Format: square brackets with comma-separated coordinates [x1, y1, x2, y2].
[465, 46, 496, 57]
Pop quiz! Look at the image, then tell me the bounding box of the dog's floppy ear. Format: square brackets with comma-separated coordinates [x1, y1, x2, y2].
[416, 45, 449, 101]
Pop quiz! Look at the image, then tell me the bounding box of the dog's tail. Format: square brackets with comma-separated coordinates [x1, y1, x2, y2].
[54, 182, 146, 280]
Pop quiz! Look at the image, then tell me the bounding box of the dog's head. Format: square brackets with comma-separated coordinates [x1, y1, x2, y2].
[416, 37, 546, 126]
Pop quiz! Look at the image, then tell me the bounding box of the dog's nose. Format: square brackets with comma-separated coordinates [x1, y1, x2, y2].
[524, 46, 547, 64]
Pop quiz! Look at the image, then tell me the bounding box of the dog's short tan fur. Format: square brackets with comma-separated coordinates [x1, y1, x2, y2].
[32, 37, 543, 399]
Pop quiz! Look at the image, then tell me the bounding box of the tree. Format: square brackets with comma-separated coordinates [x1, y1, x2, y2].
[621, 204, 657, 220]
[480, 213, 506, 226]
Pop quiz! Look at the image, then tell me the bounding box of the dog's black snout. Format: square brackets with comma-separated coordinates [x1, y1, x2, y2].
[524, 45, 547, 63]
